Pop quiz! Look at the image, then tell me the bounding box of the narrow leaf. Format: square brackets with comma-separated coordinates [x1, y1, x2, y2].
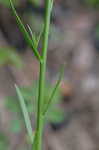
[27, 24, 44, 49]
[9, 0, 42, 63]
[27, 24, 37, 48]
[43, 64, 65, 115]
[50, 0, 54, 12]
[36, 25, 44, 47]
[15, 84, 33, 143]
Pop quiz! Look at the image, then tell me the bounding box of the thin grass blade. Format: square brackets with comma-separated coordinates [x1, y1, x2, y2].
[27, 24, 44, 49]
[43, 64, 65, 115]
[15, 84, 33, 143]
[27, 24, 37, 48]
[50, 0, 54, 12]
[36, 25, 44, 47]
[9, 0, 42, 62]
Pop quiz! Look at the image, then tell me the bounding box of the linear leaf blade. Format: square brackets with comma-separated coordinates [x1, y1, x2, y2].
[9, 0, 42, 62]
[43, 64, 65, 115]
[50, 0, 54, 12]
[27, 24, 38, 48]
[36, 25, 44, 47]
[15, 84, 33, 143]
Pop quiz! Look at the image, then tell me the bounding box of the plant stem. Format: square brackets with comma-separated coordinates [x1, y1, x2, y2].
[32, 0, 52, 150]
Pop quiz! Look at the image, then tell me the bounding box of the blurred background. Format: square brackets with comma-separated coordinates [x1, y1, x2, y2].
[1, 0, 99, 150]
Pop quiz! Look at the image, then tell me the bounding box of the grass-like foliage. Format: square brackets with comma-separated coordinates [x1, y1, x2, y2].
[15, 85, 33, 143]
[9, 0, 64, 150]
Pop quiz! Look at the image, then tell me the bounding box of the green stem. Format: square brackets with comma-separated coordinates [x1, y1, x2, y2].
[32, 0, 52, 150]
